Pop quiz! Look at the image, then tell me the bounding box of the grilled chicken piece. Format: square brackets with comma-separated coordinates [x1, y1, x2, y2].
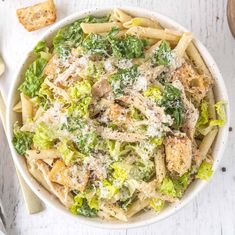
[164, 135, 192, 176]
[139, 62, 165, 83]
[97, 127, 146, 142]
[171, 61, 210, 103]
[108, 104, 129, 124]
[92, 78, 112, 97]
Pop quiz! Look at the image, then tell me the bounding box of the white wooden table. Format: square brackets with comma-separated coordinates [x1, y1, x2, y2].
[0, 0, 235, 234]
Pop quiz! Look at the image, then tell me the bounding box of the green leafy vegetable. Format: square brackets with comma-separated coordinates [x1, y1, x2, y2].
[161, 84, 184, 129]
[68, 80, 91, 102]
[12, 124, 33, 155]
[68, 96, 91, 118]
[144, 85, 162, 103]
[58, 139, 84, 165]
[61, 117, 85, 132]
[152, 41, 172, 66]
[82, 33, 109, 55]
[109, 65, 139, 95]
[33, 122, 54, 149]
[85, 61, 104, 79]
[99, 180, 118, 199]
[34, 40, 51, 60]
[19, 58, 47, 98]
[70, 194, 98, 217]
[196, 160, 213, 181]
[75, 131, 98, 155]
[109, 34, 147, 59]
[160, 177, 176, 197]
[197, 100, 226, 135]
[38, 83, 54, 109]
[53, 16, 109, 58]
[173, 172, 190, 198]
[149, 198, 165, 212]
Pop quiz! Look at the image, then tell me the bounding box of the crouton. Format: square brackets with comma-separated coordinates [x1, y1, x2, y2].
[108, 104, 129, 123]
[164, 135, 192, 176]
[171, 62, 210, 103]
[16, 0, 56, 32]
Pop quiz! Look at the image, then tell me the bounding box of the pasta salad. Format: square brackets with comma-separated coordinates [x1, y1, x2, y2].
[12, 9, 226, 221]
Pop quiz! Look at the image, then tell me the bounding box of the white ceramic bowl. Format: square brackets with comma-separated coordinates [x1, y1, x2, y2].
[6, 7, 230, 229]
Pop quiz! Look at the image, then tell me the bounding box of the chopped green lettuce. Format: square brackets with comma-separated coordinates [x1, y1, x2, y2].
[144, 85, 162, 103]
[38, 83, 54, 109]
[53, 16, 109, 58]
[68, 80, 91, 102]
[61, 117, 85, 132]
[172, 172, 190, 198]
[34, 40, 52, 60]
[58, 140, 84, 165]
[85, 61, 104, 79]
[19, 41, 51, 98]
[19, 58, 47, 98]
[109, 65, 139, 96]
[112, 162, 132, 186]
[70, 193, 98, 217]
[12, 124, 33, 155]
[161, 84, 184, 129]
[68, 96, 91, 118]
[149, 198, 165, 212]
[99, 180, 118, 199]
[196, 160, 213, 181]
[75, 131, 98, 155]
[82, 33, 109, 55]
[33, 122, 54, 149]
[152, 41, 172, 66]
[160, 177, 176, 197]
[109, 33, 147, 59]
[197, 100, 226, 135]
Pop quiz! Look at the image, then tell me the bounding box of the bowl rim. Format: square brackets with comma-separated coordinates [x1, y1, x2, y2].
[6, 6, 230, 229]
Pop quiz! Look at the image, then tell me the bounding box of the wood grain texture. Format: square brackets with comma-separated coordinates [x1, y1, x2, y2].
[0, 0, 235, 234]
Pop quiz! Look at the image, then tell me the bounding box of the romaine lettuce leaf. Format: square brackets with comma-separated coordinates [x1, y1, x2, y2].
[196, 160, 213, 181]
[12, 124, 33, 155]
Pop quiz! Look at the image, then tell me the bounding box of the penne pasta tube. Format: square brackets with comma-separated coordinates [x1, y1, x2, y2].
[81, 22, 123, 34]
[100, 202, 127, 221]
[186, 42, 213, 82]
[20, 93, 33, 124]
[199, 127, 218, 159]
[154, 147, 166, 184]
[112, 8, 132, 23]
[126, 26, 180, 41]
[13, 101, 22, 113]
[173, 32, 193, 58]
[123, 17, 161, 29]
[127, 198, 149, 218]
[206, 88, 217, 120]
[26, 149, 61, 160]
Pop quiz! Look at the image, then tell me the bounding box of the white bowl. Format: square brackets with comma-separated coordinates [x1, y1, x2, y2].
[6, 7, 230, 229]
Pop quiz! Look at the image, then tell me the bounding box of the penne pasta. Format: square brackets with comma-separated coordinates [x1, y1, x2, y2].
[199, 127, 218, 160]
[126, 26, 180, 41]
[26, 149, 61, 160]
[173, 32, 193, 58]
[12, 9, 225, 222]
[123, 17, 161, 29]
[13, 101, 22, 113]
[81, 22, 123, 34]
[20, 93, 33, 124]
[127, 198, 149, 218]
[112, 8, 132, 23]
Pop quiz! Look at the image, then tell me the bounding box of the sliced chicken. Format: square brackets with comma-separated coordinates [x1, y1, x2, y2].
[97, 127, 146, 142]
[164, 135, 192, 176]
[92, 78, 112, 97]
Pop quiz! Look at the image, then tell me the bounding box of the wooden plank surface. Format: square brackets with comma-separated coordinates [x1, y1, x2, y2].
[0, 0, 235, 234]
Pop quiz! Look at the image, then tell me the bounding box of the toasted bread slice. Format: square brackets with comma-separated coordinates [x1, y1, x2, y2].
[16, 0, 56, 32]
